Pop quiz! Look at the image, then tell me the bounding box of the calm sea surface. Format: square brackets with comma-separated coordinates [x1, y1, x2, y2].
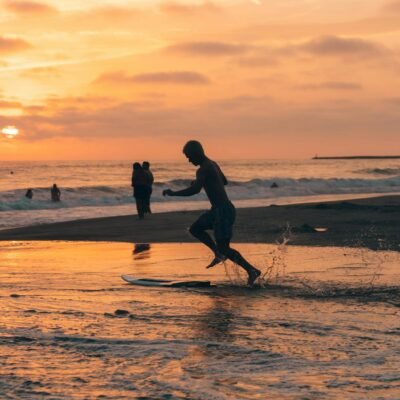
[0, 159, 399, 229]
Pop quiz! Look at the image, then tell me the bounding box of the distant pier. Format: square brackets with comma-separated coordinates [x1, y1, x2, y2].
[312, 155, 400, 160]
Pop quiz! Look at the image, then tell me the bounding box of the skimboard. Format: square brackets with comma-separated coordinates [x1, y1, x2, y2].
[121, 275, 212, 288]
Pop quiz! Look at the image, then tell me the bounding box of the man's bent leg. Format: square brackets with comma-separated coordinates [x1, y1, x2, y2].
[190, 212, 226, 268]
[189, 216, 219, 256]
[190, 225, 217, 252]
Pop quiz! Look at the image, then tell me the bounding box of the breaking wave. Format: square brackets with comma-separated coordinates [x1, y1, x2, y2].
[1, 176, 400, 212]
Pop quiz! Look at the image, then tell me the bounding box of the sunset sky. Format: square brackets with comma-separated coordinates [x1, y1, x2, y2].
[1, 0, 400, 160]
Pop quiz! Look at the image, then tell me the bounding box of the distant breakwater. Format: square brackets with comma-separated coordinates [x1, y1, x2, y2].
[313, 155, 400, 160]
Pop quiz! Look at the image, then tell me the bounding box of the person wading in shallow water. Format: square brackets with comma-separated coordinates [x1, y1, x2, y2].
[51, 184, 61, 202]
[163, 140, 261, 287]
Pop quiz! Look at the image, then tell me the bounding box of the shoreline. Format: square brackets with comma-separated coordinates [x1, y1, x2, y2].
[0, 194, 399, 251]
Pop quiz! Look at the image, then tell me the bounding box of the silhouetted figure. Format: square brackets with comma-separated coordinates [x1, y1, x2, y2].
[131, 162, 149, 219]
[51, 184, 61, 202]
[270, 182, 279, 188]
[163, 140, 261, 286]
[25, 189, 33, 199]
[142, 161, 154, 214]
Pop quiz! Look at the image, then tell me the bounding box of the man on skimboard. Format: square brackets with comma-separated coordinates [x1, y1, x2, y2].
[163, 140, 261, 286]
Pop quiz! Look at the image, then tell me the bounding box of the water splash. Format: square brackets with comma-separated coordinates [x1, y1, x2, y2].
[258, 223, 292, 287]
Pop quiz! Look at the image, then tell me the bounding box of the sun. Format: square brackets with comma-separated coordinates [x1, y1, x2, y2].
[1, 126, 19, 139]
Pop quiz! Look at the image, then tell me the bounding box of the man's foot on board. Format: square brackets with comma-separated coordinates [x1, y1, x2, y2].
[248, 269, 261, 287]
[206, 254, 227, 269]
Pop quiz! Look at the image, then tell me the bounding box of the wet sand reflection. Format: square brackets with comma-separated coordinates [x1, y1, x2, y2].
[133, 243, 151, 260]
[0, 241, 399, 399]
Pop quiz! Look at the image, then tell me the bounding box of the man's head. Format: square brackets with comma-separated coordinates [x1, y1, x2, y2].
[142, 161, 150, 170]
[183, 140, 205, 166]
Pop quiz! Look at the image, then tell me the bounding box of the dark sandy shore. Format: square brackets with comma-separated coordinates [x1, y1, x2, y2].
[0, 195, 399, 251]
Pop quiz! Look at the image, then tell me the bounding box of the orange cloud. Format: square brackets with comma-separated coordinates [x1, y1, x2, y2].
[236, 35, 389, 65]
[3, 0, 58, 15]
[0, 100, 23, 109]
[1, 1, 399, 160]
[297, 82, 363, 91]
[8, 94, 400, 146]
[167, 36, 387, 68]
[301, 35, 385, 57]
[0, 36, 32, 54]
[167, 41, 249, 56]
[94, 71, 210, 85]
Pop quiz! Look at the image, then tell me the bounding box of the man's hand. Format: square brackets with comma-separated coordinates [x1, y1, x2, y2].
[163, 189, 174, 197]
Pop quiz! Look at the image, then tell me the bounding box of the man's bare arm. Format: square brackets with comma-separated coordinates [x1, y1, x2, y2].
[163, 184, 201, 197]
[163, 171, 205, 197]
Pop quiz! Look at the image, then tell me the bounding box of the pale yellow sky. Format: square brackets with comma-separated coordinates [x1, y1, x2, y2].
[0, 0, 399, 160]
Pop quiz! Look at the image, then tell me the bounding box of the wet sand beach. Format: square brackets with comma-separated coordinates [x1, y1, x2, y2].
[1, 195, 399, 399]
[1, 241, 399, 399]
[0, 195, 399, 252]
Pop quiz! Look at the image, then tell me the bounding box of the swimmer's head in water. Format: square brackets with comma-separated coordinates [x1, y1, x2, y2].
[183, 140, 205, 166]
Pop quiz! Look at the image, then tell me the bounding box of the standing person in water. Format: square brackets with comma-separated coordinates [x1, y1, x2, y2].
[163, 140, 261, 286]
[51, 184, 61, 202]
[142, 161, 154, 214]
[131, 162, 148, 219]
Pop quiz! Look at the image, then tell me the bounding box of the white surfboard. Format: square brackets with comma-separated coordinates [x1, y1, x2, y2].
[121, 275, 212, 288]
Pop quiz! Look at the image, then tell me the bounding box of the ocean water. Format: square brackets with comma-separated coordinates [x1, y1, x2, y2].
[1, 159, 400, 230]
[1, 241, 399, 399]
